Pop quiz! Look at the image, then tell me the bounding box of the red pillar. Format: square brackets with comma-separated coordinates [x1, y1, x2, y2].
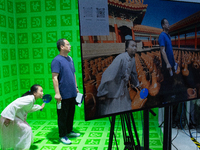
[89, 36, 94, 43]
[131, 27, 135, 40]
[175, 36, 176, 46]
[185, 34, 187, 48]
[114, 24, 120, 43]
[178, 32, 180, 48]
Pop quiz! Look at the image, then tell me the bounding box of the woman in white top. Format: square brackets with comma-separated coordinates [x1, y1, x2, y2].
[0, 84, 45, 150]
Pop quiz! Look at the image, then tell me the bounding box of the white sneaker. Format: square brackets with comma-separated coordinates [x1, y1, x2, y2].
[60, 136, 72, 144]
[67, 131, 80, 137]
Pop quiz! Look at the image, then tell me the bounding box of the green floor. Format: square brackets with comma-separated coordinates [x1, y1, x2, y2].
[27, 117, 163, 150]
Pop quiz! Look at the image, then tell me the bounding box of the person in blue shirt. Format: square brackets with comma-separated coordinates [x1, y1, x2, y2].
[159, 18, 176, 77]
[158, 18, 177, 103]
[51, 39, 80, 145]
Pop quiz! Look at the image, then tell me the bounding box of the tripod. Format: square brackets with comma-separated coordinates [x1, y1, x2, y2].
[108, 109, 155, 150]
[108, 112, 141, 150]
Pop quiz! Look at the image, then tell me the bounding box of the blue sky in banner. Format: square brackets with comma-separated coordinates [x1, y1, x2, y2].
[142, 0, 200, 29]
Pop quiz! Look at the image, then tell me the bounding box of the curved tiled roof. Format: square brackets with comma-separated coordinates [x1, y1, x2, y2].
[108, 0, 148, 11]
[133, 25, 162, 34]
[169, 11, 200, 33]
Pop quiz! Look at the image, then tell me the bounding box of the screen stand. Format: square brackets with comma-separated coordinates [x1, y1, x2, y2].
[108, 112, 142, 150]
[163, 106, 172, 150]
[143, 109, 153, 150]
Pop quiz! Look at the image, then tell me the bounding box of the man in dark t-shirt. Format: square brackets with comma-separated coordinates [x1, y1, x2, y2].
[51, 39, 80, 144]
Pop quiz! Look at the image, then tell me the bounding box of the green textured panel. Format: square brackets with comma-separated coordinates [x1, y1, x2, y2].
[47, 47, 58, 58]
[18, 48, 29, 59]
[9, 33, 15, 44]
[61, 30, 73, 42]
[85, 139, 101, 145]
[34, 78, 45, 88]
[106, 132, 121, 138]
[61, 14, 72, 26]
[20, 79, 31, 89]
[4, 81, 11, 94]
[33, 63, 44, 74]
[16, 17, 27, 29]
[10, 48, 16, 60]
[4, 97, 12, 107]
[149, 139, 162, 146]
[45, 0, 56, 11]
[91, 127, 105, 131]
[32, 32, 43, 43]
[47, 63, 51, 74]
[82, 147, 98, 150]
[105, 139, 121, 145]
[0, 14, 6, 27]
[78, 77, 83, 89]
[3, 65, 9, 77]
[2, 49, 8, 61]
[11, 64, 17, 76]
[16, 2, 26, 13]
[41, 146, 57, 150]
[60, 0, 71, 10]
[88, 132, 103, 138]
[0, 0, 5, 10]
[31, 16, 42, 28]
[76, 14, 79, 26]
[48, 78, 54, 89]
[8, 17, 14, 28]
[17, 33, 28, 44]
[77, 30, 80, 41]
[30, 1, 41, 12]
[33, 48, 43, 59]
[0, 83, 2, 96]
[1, 31, 7, 44]
[37, 110, 47, 119]
[7, 0, 13, 13]
[19, 64, 30, 74]
[46, 31, 57, 43]
[12, 79, 18, 91]
[0, 100, 3, 112]
[46, 15, 57, 27]
[50, 108, 57, 119]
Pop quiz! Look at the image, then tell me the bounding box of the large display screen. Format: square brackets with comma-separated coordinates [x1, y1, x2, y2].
[78, 0, 200, 121]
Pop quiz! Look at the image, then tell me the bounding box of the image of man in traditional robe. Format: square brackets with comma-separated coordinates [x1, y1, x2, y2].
[97, 40, 140, 116]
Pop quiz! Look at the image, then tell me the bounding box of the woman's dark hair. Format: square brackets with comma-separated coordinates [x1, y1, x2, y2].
[125, 39, 135, 52]
[57, 38, 66, 51]
[21, 84, 41, 97]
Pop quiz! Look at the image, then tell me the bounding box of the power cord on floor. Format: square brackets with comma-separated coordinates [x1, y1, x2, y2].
[180, 103, 200, 150]
[171, 127, 179, 142]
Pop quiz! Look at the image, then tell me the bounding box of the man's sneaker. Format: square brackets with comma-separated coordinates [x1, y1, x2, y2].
[60, 136, 72, 144]
[67, 131, 80, 137]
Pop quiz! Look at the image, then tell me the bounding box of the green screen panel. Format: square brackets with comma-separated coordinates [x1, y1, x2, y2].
[0, 0, 158, 125]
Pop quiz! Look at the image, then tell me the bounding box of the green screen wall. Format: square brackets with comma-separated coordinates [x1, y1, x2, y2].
[0, 0, 84, 120]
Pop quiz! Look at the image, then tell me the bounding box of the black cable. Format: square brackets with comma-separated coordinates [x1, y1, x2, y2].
[172, 142, 178, 150]
[181, 103, 200, 149]
[171, 127, 179, 142]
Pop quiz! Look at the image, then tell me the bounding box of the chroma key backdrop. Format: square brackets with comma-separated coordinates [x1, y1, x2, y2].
[0, 0, 84, 120]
